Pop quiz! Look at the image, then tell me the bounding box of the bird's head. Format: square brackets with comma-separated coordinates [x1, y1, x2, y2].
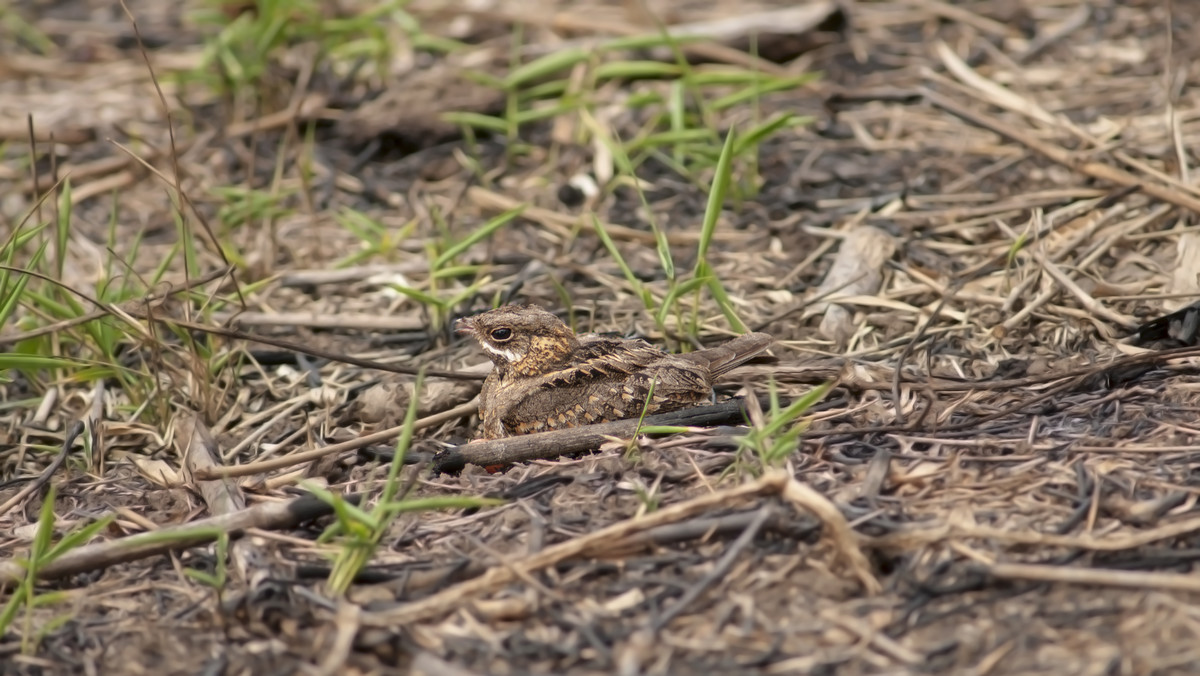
[456, 305, 579, 376]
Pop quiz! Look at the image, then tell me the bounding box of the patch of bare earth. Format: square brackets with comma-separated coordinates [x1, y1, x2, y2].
[5, 1, 1200, 674]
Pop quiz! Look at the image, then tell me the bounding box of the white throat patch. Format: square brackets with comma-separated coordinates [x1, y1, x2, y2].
[481, 342, 522, 364]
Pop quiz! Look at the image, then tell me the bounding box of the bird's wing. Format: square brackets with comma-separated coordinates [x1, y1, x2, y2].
[676, 332, 772, 378]
[541, 336, 667, 385]
[499, 338, 709, 435]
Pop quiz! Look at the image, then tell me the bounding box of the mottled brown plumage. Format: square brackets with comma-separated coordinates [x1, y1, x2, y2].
[455, 305, 773, 439]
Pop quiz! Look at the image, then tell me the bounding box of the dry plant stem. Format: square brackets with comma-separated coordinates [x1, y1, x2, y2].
[453, 3, 835, 75]
[0, 421, 81, 519]
[821, 608, 923, 664]
[624, 509, 816, 550]
[891, 292, 952, 426]
[313, 602, 361, 676]
[1029, 247, 1137, 329]
[809, 349, 1200, 440]
[0, 492, 361, 585]
[1014, 3, 1092, 63]
[119, 0, 244, 307]
[2, 118, 90, 144]
[22, 145, 165, 191]
[18, 89, 314, 195]
[124, 310, 482, 381]
[177, 411, 267, 581]
[935, 40, 1078, 133]
[918, 0, 1013, 38]
[216, 311, 427, 332]
[781, 479, 881, 594]
[740, 351, 1187, 394]
[432, 398, 761, 473]
[0, 264, 472, 380]
[923, 88, 1200, 215]
[1000, 205, 1165, 330]
[222, 395, 312, 461]
[411, 651, 486, 676]
[998, 199, 1128, 315]
[178, 412, 246, 516]
[987, 562, 1200, 593]
[191, 400, 480, 480]
[277, 263, 431, 287]
[360, 471, 877, 627]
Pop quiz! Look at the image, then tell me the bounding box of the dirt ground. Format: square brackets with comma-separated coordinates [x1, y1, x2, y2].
[6, 0, 1200, 674]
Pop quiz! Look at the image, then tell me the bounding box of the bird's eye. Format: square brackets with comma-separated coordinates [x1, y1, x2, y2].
[490, 328, 513, 341]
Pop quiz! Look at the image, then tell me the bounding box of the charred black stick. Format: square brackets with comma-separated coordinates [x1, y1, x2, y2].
[432, 397, 762, 473]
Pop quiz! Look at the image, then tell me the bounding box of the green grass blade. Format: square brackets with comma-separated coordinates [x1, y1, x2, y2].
[380, 369, 424, 506]
[43, 514, 115, 564]
[635, 426, 693, 434]
[387, 284, 445, 309]
[503, 47, 589, 89]
[594, 61, 682, 81]
[695, 127, 737, 268]
[378, 496, 504, 517]
[0, 355, 87, 370]
[55, 181, 72, 279]
[761, 381, 834, 438]
[433, 205, 525, 270]
[655, 276, 707, 326]
[711, 76, 818, 110]
[441, 111, 509, 134]
[703, 263, 748, 333]
[590, 215, 652, 310]
[733, 113, 810, 155]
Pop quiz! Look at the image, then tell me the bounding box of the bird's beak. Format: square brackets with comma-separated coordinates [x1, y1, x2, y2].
[455, 317, 476, 336]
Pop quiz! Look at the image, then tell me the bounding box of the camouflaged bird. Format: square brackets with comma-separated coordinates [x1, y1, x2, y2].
[456, 305, 773, 439]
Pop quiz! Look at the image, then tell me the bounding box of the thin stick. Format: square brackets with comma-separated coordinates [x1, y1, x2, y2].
[989, 562, 1200, 592]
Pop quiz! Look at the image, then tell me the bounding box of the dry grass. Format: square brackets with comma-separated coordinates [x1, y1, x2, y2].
[4, 0, 1200, 673]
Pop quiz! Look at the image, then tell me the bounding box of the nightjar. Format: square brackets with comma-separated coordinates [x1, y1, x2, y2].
[456, 305, 773, 439]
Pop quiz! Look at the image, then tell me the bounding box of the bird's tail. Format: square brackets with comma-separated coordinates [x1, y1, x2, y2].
[680, 332, 773, 379]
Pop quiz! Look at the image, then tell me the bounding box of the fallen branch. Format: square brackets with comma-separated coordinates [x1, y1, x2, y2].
[0, 492, 360, 585]
[432, 397, 760, 473]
